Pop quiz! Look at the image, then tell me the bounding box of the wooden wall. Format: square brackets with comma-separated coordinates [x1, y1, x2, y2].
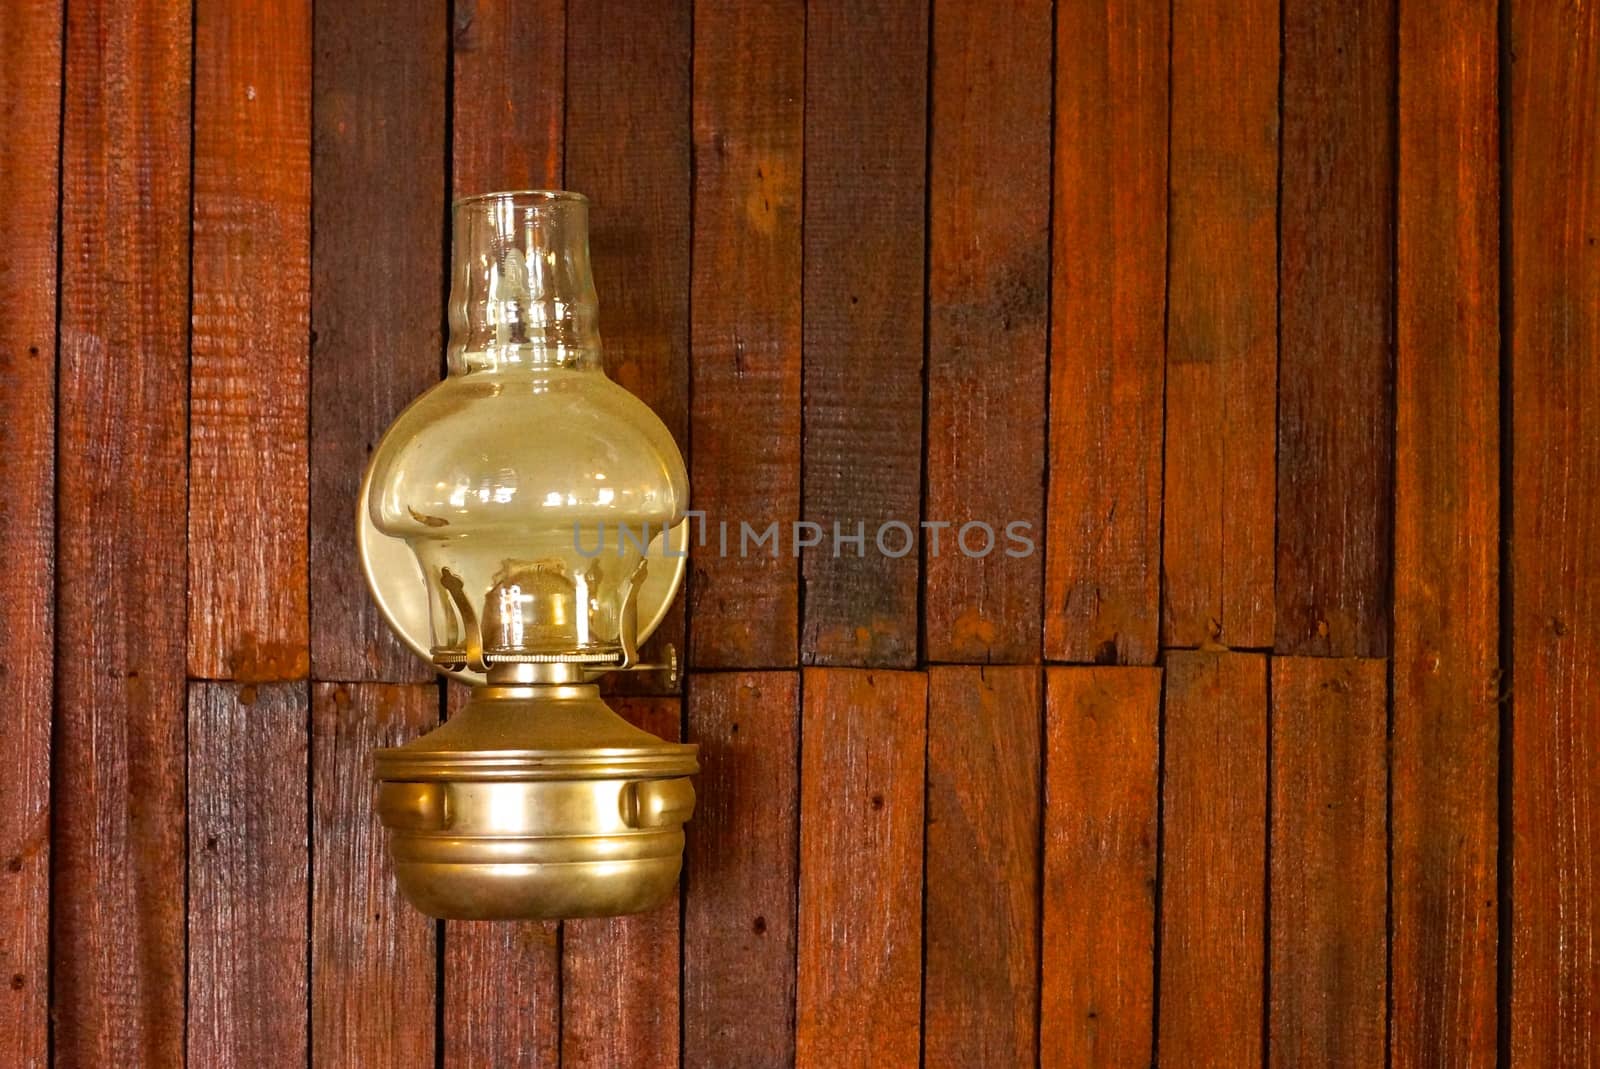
[1, 0, 1596, 1065]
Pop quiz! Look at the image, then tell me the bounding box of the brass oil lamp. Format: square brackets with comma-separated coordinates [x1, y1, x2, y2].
[357, 190, 696, 920]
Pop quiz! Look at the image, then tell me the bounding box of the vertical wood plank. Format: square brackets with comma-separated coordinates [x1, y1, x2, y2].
[451, 0, 565, 196]
[562, 696, 684, 1069]
[441, 681, 558, 1068]
[1275, 0, 1396, 658]
[565, 1, 692, 688]
[1045, 0, 1168, 667]
[1158, 651, 1267, 1064]
[189, 0, 311, 681]
[54, 0, 191, 1062]
[1163, 0, 1278, 649]
[1508, 2, 1600, 1061]
[1269, 658, 1387, 1067]
[0, 3, 59, 1064]
[444, 922, 560, 1069]
[683, 672, 799, 1069]
[1039, 666, 1161, 1068]
[801, 0, 927, 667]
[188, 682, 310, 1067]
[310, 0, 446, 682]
[442, 11, 564, 1062]
[924, 0, 1050, 664]
[1393, 1, 1501, 1064]
[795, 669, 926, 1068]
[925, 667, 1040, 1067]
[311, 683, 438, 1068]
[688, 0, 804, 669]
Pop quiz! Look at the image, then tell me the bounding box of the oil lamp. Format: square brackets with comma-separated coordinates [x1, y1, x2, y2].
[357, 190, 697, 920]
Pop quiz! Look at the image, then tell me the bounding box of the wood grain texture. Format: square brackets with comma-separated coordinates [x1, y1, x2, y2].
[311, 683, 438, 1068]
[1158, 651, 1267, 1065]
[683, 672, 799, 1069]
[795, 669, 926, 1068]
[1275, 0, 1395, 659]
[1508, 2, 1600, 1061]
[439, 681, 559, 1068]
[687, 0, 804, 669]
[1163, 0, 1278, 649]
[188, 0, 311, 681]
[444, 922, 560, 1069]
[925, 667, 1040, 1067]
[562, 696, 684, 1069]
[1039, 667, 1160, 1069]
[566, 0, 692, 690]
[0, 1, 59, 1063]
[451, 0, 564, 196]
[1393, 1, 1501, 1063]
[187, 683, 310, 1068]
[924, 0, 1050, 664]
[1269, 658, 1387, 1067]
[309, 0, 445, 682]
[1046, 0, 1168, 667]
[53, 0, 191, 1062]
[800, 0, 927, 668]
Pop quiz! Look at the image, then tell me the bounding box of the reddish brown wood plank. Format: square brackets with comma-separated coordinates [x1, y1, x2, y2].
[1509, 3, 1600, 1061]
[565, 1, 691, 689]
[188, 682, 310, 1067]
[1393, 2, 1501, 1063]
[1276, 0, 1395, 658]
[1269, 658, 1387, 1067]
[800, 0, 927, 668]
[1045, 0, 1169, 667]
[451, 0, 564, 196]
[683, 672, 799, 1069]
[53, 0, 191, 1062]
[1158, 651, 1267, 1064]
[924, 0, 1050, 664]
[311, 683, 438, 1067]
[188, 0, 311, 681]
[562, 696, 684, 1068]
[795, 669, 926, 1067]
[440, 680, 559, 1068]
[1039, 666, 1160, 1068]
[1163, 0, 1278, 649]
[687, 0, 803, 669]
[925, 667, 1040, 1066]
[444, 922, 559, 1068]
[0, 2, 58, 1062]
[310, 0, 446, 682]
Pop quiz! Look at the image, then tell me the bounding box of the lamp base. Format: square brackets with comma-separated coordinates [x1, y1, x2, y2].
[373, 682, 698, 920]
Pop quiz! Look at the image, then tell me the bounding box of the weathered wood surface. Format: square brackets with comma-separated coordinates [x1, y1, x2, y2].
[925, 667, 1040, 1066]
[800, 0, 927, 668]
[0, 1, 60, 1063]
[1046, 0, 1168, 667]
[188, 682, 310, 1068]
[189, 0, 311, 682]
[1163, 0, 1279, 649]
[1393, 2, 1502, 1063]
[54, 0, 192, 1061]
[687, 0, 805, 670]
[684, 673, 799, 1069]
[1508, 0, 1600, 1060]
[1040, 667, 1160, 1068]
[924, 0, 1050, 665]
[795, 669, 926, 1067]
